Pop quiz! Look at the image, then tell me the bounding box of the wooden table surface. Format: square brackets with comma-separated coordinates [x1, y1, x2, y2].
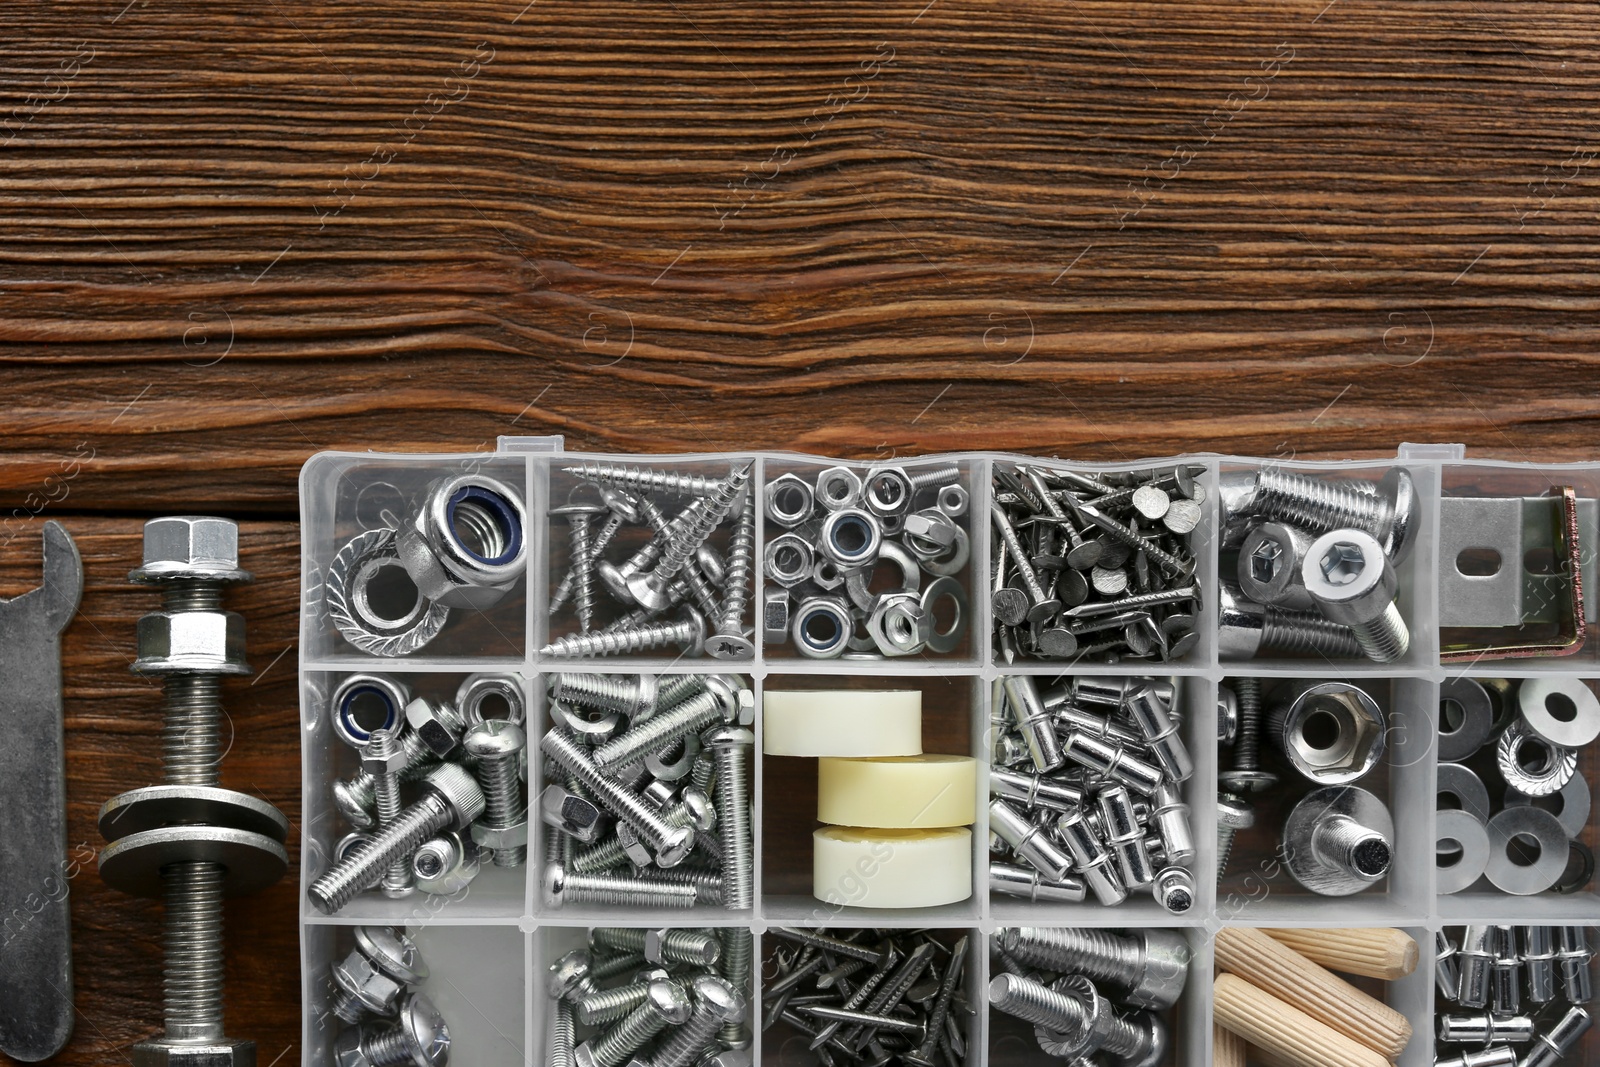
[1, 0, 1594, 1062]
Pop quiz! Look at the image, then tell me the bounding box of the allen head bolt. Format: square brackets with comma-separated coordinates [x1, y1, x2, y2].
[1301, 528, 1410, 662]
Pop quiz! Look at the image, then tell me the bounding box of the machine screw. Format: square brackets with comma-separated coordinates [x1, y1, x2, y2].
[576, 979, 692, 1067]
[363, 728, 414, 899]
[543, 865, 696, 909]
[996, 926, 1190, 1010]
[706, 725, 754, 911]
[1250, 465, 1416, 562]
[650, 976, 745, 1067]
[541, 730, 694, 867]
[1218, 580, 1364, 661]
[464, 720, 528, 868]
[349, 992, 450, 1067]
[717, 928, 755, 1048]
[552, 672, 660, 721]
[592, 676, 741, 770]
[989, 973, 1161, 1063]
[547, 999, 576, 1067]
[309, 763, 485, 914]
[541, 606, 707, 658]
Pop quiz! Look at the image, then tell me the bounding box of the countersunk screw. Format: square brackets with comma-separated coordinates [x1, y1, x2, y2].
[1251, 465, 1416, 562]
[1302, 529, 1410, 663]
[363, 727, 414, 899]
[1218, 677, 1277, 794]
[709, 491, 756, 659]
[309, 763, 485, 914]
[706, 725, 754, 911]
[540, 729, 694, 867]
[464, 720, 528, 868]
[540, 606, 707, 658]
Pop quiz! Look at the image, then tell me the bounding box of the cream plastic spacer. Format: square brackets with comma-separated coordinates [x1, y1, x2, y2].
[812, 826, 972, 909]
[762, 690, 922, 757]
[817, 755, 977, 828]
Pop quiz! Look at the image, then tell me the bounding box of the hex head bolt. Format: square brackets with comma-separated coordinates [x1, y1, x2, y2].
[540, 606, 707, 657]
[708, 492, 756, 659]
[308, 763, 485, 914]
[349, 992, 450, 1067]
[651, 976, 745, 1067]
[1217, 580, 1365, 662]
[1302, 529, 1410, 662]
[330, 927, 428, 1024]
[1002, 674, 1064, 772]
[706, 725, 754, 910]
[334, 726, 446, 830]
[1250, 465, 1417, 562]
[464, 720, 528, 868]
[628, 465, 750, 611]
[1457, 926, 1496, 1009]
[1520, 1007, 1594, 1067]
[988, 799, 1073, 883]
[1522, 926, 1559, 1005]
[576, 979, 692, 1067]
[593, 676, 743, 771]
[1056, 810, 1128, 906]
[1215, 792, 1255, 885]
[540, 729, 695, 867]
[989, 503, 1061, 623]
[989, 973, 1163, 1065]
[1557, 926, 1593, 1004]
[997, 927, 1190, 1011]
[1125, 683, 1192, 782]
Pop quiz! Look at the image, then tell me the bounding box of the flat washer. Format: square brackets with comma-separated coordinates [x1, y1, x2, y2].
[1497, 720, 1577, 797]
[99, 825, 289, 898]
[1484, 807, 1569, 895]
[1438, 677, 1495, 761]
[920, 575, 968, 654]
[1505, 772, 1591, 840]
[1435, 809, 1491, 895]
[98, 785, 290, 844]
[1436, 763, 1493, 825]
[1518, 676, 1600, 749]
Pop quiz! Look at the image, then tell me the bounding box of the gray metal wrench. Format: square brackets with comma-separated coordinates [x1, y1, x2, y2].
[0, 520, 82, 1061]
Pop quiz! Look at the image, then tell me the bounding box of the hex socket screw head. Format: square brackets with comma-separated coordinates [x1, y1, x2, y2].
[1301, 528, 1410, 662]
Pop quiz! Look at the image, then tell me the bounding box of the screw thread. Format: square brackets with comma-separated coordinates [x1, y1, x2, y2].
[476, 748, 528, 868]
[659, 674, 707, 711]
[1352, 601, 1410, 662]
[714, 740, 753, 911]
[718, 929, 754, 1044]
[366, 728, 414, 897]
[540, 616, 695, 657]
[577, 982, 654, 1027]
[547, 999, 576, 1067]
[651, 1004, 723, 1067]
[341, 732, 435, 818]
[1259, 607, 1365, 658]
[549, 563, 576, 616]
[909, 465, 961, 491]
[1310, 813, 1387, 876]
[163, 675, 224, 786]
[1217, 827, 1238, 884]
[718, 495, 755, 635]
[593, 691, 720, 770]
[1254, 468, 1383, 537]
[567, 515, 596, 633]
[163, 583, 224, 612]
[636, 866, 723, 905]
[1231, 677, 1262, 773]
[662, 929, 723, 967]
[1000, 927, 1142, 986]
[989, 972, 1088, 1031]
[588, 1000, 671, 1067]
[590, 511, 627, 560]
[362, 1021, 417, 1067]
[589, 951, 646, 982]
[591, 926, 648, 953]
[310, 794, 452, 913]
[163, 861, 225, 1040]
[571, 835, 629, 874]
[645, 467, 749, 593]
[555, 673, 647, 716]
[563, 463, 722, 498]
[330, 985, 366, 1025]
[689, 752, 717, 795]
[541, 731, 680, 855]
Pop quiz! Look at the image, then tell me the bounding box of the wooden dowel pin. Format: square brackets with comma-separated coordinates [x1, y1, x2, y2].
[1213, 973, 1390, 1067]
[1264, 926, 1419, 980]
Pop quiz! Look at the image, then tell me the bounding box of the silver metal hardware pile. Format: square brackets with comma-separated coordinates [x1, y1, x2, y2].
[1220, 465, 1416, 662]
[1435, 678, 1597, 896]
[328, 926, 452, 1067]
[1217, 677, 1395, 897]
[989, 675, 1197, 912]
[309, 672, 528, 912]
[544, 927, 753, 1067]
[1435, 926, 1593, 1067]
[546, 463, 755, 658]
[763, 464, 970, 658]
[329, 474, 529, 657]
[538, 672, 754, 911]
[762, 928, 969, 1067]
[990, 926, 1188, 1066]
[990, 464, 1203, 664]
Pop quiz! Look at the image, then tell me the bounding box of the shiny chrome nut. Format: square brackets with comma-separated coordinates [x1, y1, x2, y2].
[763, 533, 813, 588]
[1268, 681, 1386, 785]
[815, 466, 863, 511]
[134, 609, 249, 676]
[845, 539, 920, 612]
[903, 508, 959, 553]
[764, 474, 815, 528]
[455, 672, 525, 727]
[412, 831, 480, 896]
[762, 588, 790, 645]
[471, 817, 528, 851]
[817, 508, 881, 573]
[1496, 720, 1577, 797]
[129, 515, 251, 583]
[330, 673, 413, 749]
[791, 596, 853, 658]
[540, 784, 606, 845]
[405, 695, 468, 759]
[396, 473, 528, 609]
[811, 557, 845, 590]
[867, 592, 931, 656]
[863, 465, 913, 517]
[937, 483, 969, 518]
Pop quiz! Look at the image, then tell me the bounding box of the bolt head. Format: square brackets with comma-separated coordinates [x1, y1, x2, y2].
[1215, 580, 1266, 661]
[406, 696, 466, 759]
[1302, 529, 1397, 626]
[616, 822, 654, 867]
[333, 782, 378, 830]
[130, 515, 247, 582]
[680, 605, 707, 656]
[547, 947, 592, 998]
[702, 674, 751, 724]
[702, 725, 754, 752]
[1217, 769, 1279, 794]
[653, 825, 696, 869]
[463, 719, 526, 760]
[354, 925, 428, 984]
[1216, 793, 1256, 830]
[706, 632, 755, 659]
[333, 953, 405, 1017]
[1377, 466, 1418, 563]
[690, 975, 746, 1023]
[680, 787, 717, 833]
[132, 1039, 258, 1067]
[332, 1031, 365, 1067]
[395, 992, 450, 1067]
[647, 978, 695, 1025]
[422, 762, 486, 828]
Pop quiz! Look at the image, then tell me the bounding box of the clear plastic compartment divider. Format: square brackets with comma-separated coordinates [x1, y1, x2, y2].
[295, 444, 1600, 1067]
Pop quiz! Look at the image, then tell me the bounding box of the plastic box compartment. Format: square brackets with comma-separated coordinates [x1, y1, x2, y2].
[295, 442, 1600, 1067]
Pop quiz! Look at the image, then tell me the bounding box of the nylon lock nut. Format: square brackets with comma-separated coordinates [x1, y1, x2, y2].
[395, 474, 528, 610]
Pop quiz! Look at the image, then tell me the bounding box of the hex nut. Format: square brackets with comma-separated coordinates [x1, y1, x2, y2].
[455, 672, 525, 727]
[539, 784, 605, 844]
[129, 515, 249, 584]
[815, 466, 863, 510]
[330, 674, 413, 749]
[937, 483, 970, 518]
[332, 1030, 364, 1067]
[133, 610, 249, 676]
[405, 696, 466, 759]
[395, 473, 528, 610]
[470, 818, 529, 850]
[862, 465, 913, 517]
[867, 592, 932, 656]
[811, 557, 845, 590]
[763, 588, 791, 644]
[1269, 682, 1386, 785]
[765, 473, 815, 528]
[763, 533, 813, 588]
[332, 952, 404, 1020]
[360, 737, 407, 776]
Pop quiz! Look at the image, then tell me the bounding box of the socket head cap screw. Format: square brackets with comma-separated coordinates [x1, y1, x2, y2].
[421, 762, 486, 829]
[1302, 529, 1397, 626]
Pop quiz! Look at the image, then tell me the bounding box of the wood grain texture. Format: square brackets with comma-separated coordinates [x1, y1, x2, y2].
[0, 518, 301, 1067]
[3, 1, 1600, 513]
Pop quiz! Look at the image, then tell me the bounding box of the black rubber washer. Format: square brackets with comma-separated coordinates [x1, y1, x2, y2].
[1555, 839, 1595, 894]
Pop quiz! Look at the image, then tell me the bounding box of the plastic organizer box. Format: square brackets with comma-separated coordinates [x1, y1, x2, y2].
[298, 438, 1600, 1067]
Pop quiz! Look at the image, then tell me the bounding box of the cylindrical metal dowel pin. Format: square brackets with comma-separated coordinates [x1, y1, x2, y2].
[1212, 973, 1390, 1067]
[1262, 927, 1418, 980]
[1213, 927, 1411, 1059]
[1214, 1022, 1247, 1067]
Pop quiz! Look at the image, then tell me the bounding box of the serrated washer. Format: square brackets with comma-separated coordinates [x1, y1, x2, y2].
[1497, 720, 1577, 797]
[1484, 807, 1569, 895]
[326, 527, 449, 656]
